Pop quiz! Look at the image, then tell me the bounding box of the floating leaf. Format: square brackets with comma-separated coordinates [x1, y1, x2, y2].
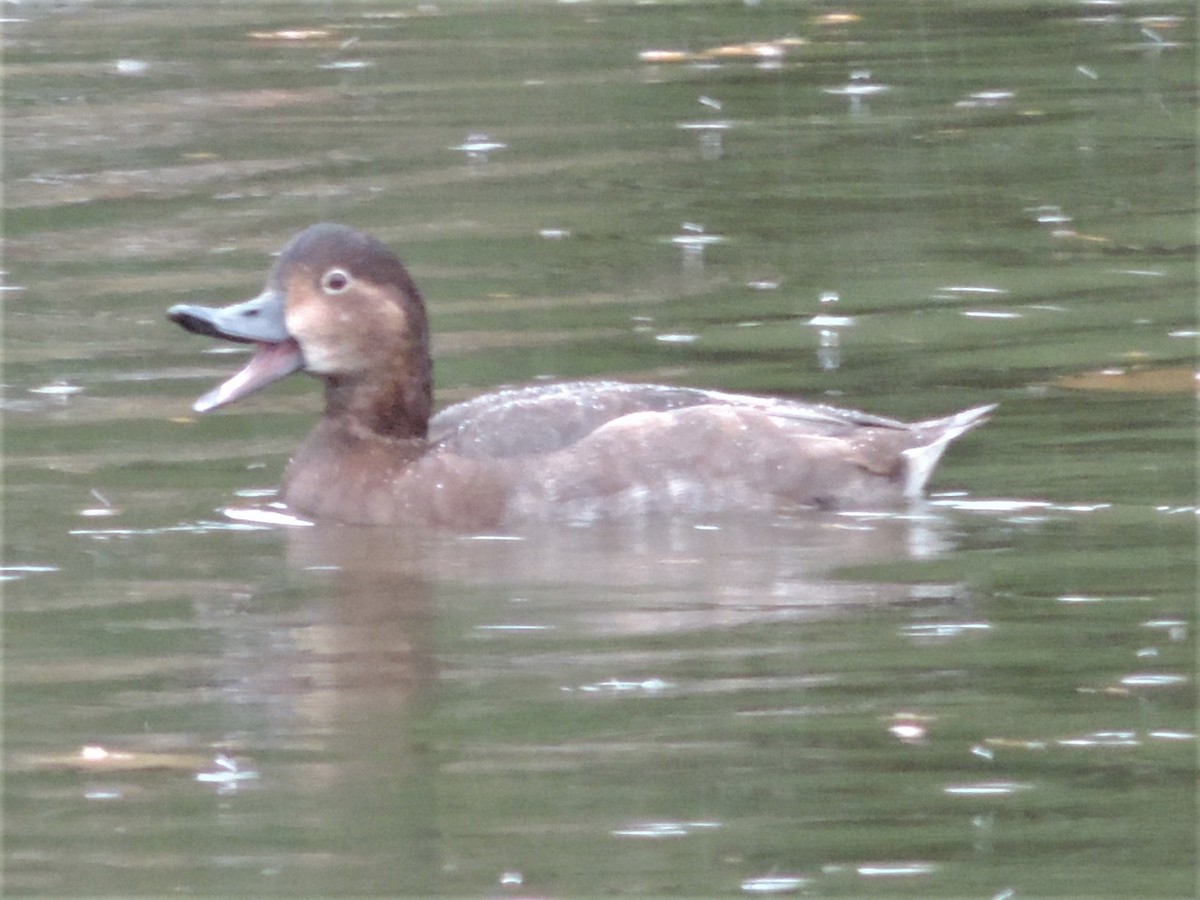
[1052, 366, 1198, 395]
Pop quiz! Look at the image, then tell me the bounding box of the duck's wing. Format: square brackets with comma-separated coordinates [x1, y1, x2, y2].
[429, 381, 915, 459]
[430, 382, 708, 458]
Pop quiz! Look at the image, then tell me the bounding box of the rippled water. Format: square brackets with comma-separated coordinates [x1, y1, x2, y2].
[4, 1, 1196, 896]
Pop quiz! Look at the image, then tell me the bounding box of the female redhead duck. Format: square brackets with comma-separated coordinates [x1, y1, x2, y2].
[169, 224, 994, 528]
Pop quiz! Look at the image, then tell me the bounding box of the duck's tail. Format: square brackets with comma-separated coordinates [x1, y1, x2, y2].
[902, 404, 997, 498]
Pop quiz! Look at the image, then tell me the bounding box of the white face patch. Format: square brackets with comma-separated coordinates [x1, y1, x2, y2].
[295, 338, 338, 373]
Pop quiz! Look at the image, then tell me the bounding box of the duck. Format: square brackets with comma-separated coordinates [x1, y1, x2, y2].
[168, 223, 995, 528]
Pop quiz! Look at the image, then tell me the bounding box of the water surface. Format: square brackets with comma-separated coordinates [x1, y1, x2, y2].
[4, 1, 1196, 896]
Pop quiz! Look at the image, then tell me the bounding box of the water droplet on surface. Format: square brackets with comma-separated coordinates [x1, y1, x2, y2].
[451, 133, 507, 165]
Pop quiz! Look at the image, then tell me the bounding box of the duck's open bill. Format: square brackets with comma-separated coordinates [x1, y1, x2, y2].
[169, 287, 289, 343]
[169, 292, 304, 412]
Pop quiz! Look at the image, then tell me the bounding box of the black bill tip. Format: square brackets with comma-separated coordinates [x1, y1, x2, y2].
[168, 304, 256, 344]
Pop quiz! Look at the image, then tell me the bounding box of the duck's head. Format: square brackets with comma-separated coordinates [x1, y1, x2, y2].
[169, 224, 432, 438]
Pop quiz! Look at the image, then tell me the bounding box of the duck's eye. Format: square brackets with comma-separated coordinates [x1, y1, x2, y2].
[320, 268, 351, 294]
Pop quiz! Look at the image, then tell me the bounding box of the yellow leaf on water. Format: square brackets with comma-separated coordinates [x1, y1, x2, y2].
[814, 13, 861, 26]
[1052, 365, 1198, 395]
[25, 745, 214, 773]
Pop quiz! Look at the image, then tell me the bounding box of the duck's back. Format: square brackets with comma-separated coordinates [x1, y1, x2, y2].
[430, 381, 911, 458]
[419, 382, 992, 525]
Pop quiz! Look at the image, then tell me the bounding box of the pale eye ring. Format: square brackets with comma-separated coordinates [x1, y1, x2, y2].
[320, 268, 351, 294]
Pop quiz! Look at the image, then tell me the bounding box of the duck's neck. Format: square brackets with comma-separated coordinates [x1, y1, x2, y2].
[322, 357, 433, 441]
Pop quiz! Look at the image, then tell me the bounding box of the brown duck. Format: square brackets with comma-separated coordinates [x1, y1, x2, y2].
[169, 224, 994, 528]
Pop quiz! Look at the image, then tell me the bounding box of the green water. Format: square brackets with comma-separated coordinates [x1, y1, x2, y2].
[4, 1, 1196, 896]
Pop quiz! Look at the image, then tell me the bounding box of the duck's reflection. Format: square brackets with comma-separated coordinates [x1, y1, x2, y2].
[204, 508, 969, 749]
[210, 511, 964, 734]
[284, 508, 960, 636]
[196, 509, 969, 892]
